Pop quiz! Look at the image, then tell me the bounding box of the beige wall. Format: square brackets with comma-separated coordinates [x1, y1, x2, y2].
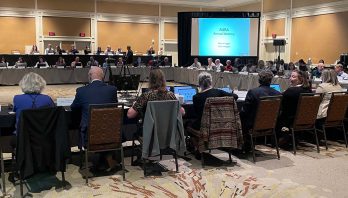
[97, 1, 159, 16]
[43, 17, 91, 37]
[293, 0, 342, 8]
[263, 0, 291, 12]
[0, 0, 35, 8]
[0, 17, 36, 54]
[226, 2, 261, 11]
[265, 19, 285, 37]
[164, 23, 177, 40]
[38, 0, 95, 12]
[97, 21, 158, 54]
[161, 5, 200, 17]
[291, 11, 348, 63]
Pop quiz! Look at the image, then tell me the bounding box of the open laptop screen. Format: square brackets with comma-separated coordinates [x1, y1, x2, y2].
[176, 88, 197, 104]
[270, 84, 281, 92]
[218, 87, 232, 93]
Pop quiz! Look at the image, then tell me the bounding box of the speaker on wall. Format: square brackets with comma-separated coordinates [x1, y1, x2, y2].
[273, 39, 286, 46]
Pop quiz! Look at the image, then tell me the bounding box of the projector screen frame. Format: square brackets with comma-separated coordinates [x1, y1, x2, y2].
[178, 12, 261, 67]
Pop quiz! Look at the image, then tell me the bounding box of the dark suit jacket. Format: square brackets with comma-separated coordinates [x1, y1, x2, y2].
[71, 80, 118, 131]
[126, 49, 133, 64]
[192, 88, 238, 130]
[278, 86, 312, 128]
[241, 85, 281, 129]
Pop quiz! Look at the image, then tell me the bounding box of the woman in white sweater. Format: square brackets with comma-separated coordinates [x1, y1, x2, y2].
[316, 69, 343, 119]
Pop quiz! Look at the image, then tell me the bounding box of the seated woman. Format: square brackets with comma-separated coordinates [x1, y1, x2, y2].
[116, 57, 124, 67]
[278, 70, 312, 132]
[316, 69, 343, 120]
[55, 56, 66, 67]
[0, 56, 8, 67]
[13, 72, 55, 133]
[191, 72, 238, 130]
[127, 69, 185, 120]
[30, 45, 39, 54]
[15, 57, 27, 68]
[35, 56, 49, 68]
[70, 56, 83, 68]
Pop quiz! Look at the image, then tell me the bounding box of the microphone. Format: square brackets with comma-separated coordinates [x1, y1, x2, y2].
[135, 76, 149, 99]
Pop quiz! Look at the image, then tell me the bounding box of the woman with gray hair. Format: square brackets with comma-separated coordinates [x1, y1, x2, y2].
[13, 72, 54, 132]
[316, 69, 343, 119]
[191, 72, 238, 130]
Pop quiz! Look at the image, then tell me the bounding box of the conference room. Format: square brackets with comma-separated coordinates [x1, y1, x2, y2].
[1, 0, 348, 197]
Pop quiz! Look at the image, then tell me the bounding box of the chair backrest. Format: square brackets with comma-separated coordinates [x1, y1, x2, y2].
[200, 97, 243, 150]
[87, 103, 123, 152]
[325, 92, 348, 126]
[17, 106, 70, 179]
[292, 93, 321, 130]
[252, 95, 282, 133]
[142, 100, 185, 158]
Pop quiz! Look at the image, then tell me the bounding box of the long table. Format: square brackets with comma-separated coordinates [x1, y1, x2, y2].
[0, 67, 174, 85]
[0, 54, 172, 68]
[0, 67, 291, 90]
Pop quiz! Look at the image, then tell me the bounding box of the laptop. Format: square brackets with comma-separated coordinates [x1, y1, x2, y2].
[173, 86, 194, 94]
[270, 84, 281, 92]
[218, 87, 233, 93]
[175, 87, 197, 104]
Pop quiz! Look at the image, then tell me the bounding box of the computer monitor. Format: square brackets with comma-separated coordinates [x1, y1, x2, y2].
[270, 84, 281, 92]
[173, 86, 194, 94]
[176, 88, 197, 104]
[113, 74, 140, 91]
[218, 87, 232, 93]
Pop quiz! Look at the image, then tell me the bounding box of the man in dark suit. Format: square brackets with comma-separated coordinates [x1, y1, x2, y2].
[125, 45, 133, 65]
[71, 66, 118, 143]
[71, 66, 118, 170]
[241, 70, 281, 131]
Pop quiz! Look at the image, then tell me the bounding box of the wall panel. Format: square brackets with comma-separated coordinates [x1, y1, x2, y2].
[291, 11, 348, 63]
[263, 0, 291, 12]
[164, 23, 177, 40]
[265, 19, 285, 37]
[161, 5, 200, 17]
[0, 17, 35, 54]
[38, 0, 94, 12]
[97, 1, 159, 16]
[0, 0, 35, 8]
[98, 21, 158, 54]
[43, 17, 91, 37]
[226, 2, 261, 11]
[293, 0, 342, 8]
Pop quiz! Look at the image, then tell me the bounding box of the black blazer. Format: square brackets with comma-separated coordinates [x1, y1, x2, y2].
[241, 85, 281, 129]
[71, 80, 118, 130]
[126, 50, 133, 64]
[17, 107, 70, 179]
[278, 86, 312, 128]
[192, 88, 238, 130]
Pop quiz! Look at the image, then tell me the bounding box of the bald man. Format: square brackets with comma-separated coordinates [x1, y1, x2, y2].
[71, 66, 118, 170]
[71, 66, 118, 146]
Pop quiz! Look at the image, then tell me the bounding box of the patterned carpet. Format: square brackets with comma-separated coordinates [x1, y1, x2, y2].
[3, 143, 346, 197]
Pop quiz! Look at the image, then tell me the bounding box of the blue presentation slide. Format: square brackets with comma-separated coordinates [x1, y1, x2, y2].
[199, 18, 250, 56]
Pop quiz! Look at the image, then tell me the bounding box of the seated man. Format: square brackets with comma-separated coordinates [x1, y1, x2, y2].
[160, 57, 171, 66]
[86, 56, 99, 67]
[240, 70, 281, 131]
[71, 56, 83, 68]
[190, 58, 201, 68]
[214, 59, 224, 71]
[312, 62, 324, 78]
[69, 45, 79, 55]
[147, 46, 155, 55]
[335, 63, 348, 80]
[71, 67, 118, 170]
[192, 72, 238, 130]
